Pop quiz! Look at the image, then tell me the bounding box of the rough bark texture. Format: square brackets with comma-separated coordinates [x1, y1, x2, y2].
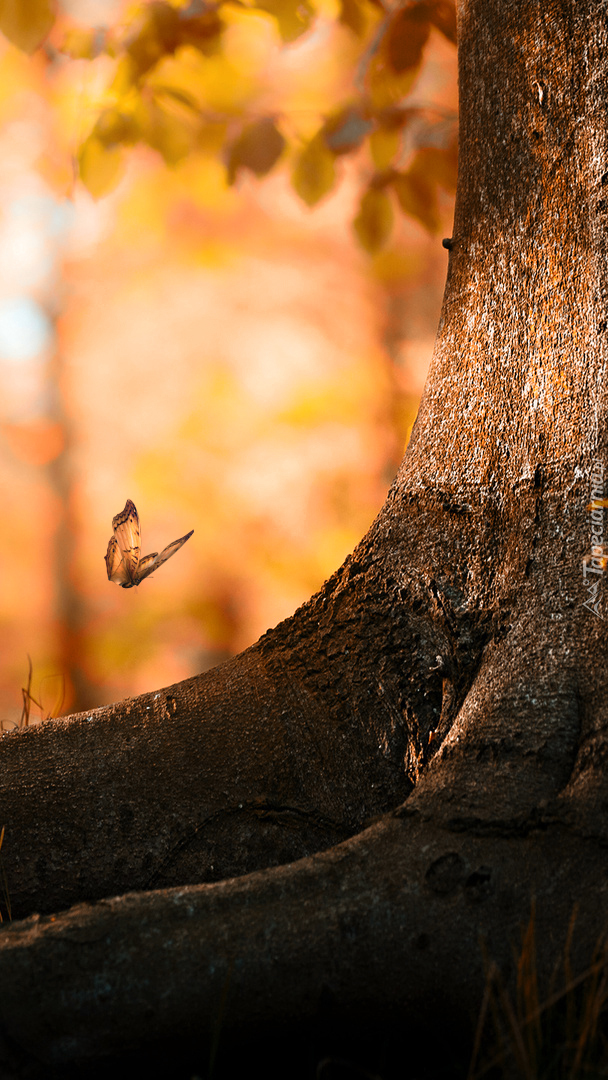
[1, 0, 607, 1071]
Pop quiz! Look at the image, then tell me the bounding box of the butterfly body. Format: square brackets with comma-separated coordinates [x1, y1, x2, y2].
[105, 500, 193, 588]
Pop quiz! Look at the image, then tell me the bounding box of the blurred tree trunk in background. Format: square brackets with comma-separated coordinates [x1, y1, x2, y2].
[46, 337, 94, 714]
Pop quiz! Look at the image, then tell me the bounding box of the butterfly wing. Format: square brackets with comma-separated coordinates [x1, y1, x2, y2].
[134, 530, 194, 585]
[105, 536, 132, 586]
[134, 551, 159, 578]
[106, 500, 141, 587]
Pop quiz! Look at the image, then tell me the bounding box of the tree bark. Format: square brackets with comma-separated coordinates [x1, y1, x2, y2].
[1, 0, 607, 1069]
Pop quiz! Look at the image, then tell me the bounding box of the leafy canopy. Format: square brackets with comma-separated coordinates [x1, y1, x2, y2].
[0, 0, 457, 250]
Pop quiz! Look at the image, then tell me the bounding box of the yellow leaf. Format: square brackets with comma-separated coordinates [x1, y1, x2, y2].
[59, 26, 105, 59]
[369, 127, 401, 169]
[93, 108, 139, 148]
[111, 54, 139, 97]
[139, 94, 195, 165]
[338, 0, 366, 36]
[292, 132, 336, 206]
[364, 0, 435, 108]
[148, 47, 254, 116]
[0, 0, 54, 53]
[353, 188, 393, 252]
[124, 0, 179, 78]
[255, 0, 315, 42]
[79, 136, 124, 199]
[365, 49, 418, 110]
[392, 168, 439, 233]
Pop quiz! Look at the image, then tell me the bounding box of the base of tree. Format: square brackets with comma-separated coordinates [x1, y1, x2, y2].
[1, 1015, 475, 1080]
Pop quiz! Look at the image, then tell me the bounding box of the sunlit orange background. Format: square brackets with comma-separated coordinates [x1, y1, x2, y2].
[0, 0, 456, 726]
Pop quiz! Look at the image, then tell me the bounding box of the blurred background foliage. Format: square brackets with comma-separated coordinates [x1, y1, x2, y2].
[0, 0, 456, 724]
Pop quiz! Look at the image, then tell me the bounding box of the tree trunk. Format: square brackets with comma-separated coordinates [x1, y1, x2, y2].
[1, 0, 607, 1070]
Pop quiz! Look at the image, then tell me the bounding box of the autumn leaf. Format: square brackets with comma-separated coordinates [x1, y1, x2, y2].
[322, 106, 372, 156]
[338, 0, 367, 36]
[93, 108, 139, 148]
[292, 132, 336, 206]
[124, 1, 180, 79]
[255, 0, 316, 43]
[353, 188, 394, 252]
[369, 126, 401, 169]
[176, 8, 224, 56]
[227, 119, 285, 183]
[140, 95, 196, 165]
[386, 2, 431, 74]
[392, 166, 439, 233]
[58, 26, 106, 60]
[365, 6, 431, 110]
[79, 137, 124, 199]
[430, 0, 457, 43]
[0, 0, 55, 53]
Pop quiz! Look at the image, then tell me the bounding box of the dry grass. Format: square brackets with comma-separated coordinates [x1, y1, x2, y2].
[469, 905, 608, 1080]
[1, 655, 64, 733]
[0, 658, 65, 923]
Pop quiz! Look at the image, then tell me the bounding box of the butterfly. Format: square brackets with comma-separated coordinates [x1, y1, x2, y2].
[105, 499, 193, 588]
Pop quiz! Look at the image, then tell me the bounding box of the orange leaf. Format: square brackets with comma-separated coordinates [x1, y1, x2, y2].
[176, 9, 224, 56]
[430, 0, 457, 43]
[140, 96, 194, 165]
[369, 127, 401, 169]
[386, 2, 431, 74]
[58, 26, 105, 59]
[227, 118, 285, 183]
[392, 168, 439, 233]
[79, 136, 124, 199]
[353, 188, 394, 252]
[93, 108, 139, 148]
[124, 1, 179, 79]
[255, 0, 315, 43]
[0, 0, 55, 53]
[338, 0, 367, 36]
[292, 132, 336, 206]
